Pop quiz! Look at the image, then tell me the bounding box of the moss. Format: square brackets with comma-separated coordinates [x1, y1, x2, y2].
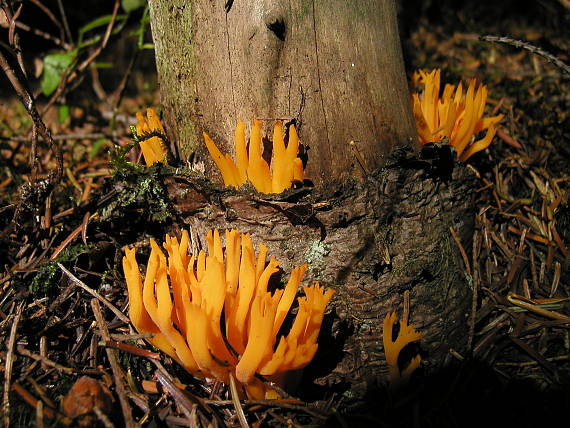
[29, 243, 91, 295]
[103, 163, 173, 223]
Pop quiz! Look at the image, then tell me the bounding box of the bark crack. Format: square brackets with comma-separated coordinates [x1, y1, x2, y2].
[311, 1, 331, 166]
[224, 11, 237, 118]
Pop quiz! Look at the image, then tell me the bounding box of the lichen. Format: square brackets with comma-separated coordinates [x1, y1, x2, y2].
[304, 239, 330, 273]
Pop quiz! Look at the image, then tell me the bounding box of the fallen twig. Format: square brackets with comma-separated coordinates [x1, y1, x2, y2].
[11, 383, 68, 423]
[91, 298, 135, 427]
[17, 345, 75, 374]
[58, 263, 130, 324]
[481, 35, 570, 76]
[2, 302, 25, 427]
[0, 50, 63, 182]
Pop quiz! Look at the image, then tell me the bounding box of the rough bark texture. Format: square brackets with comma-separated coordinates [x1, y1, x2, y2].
[148, 0, 474, 398]
[149, 0, 416, 184]
[164, 153, 475, 397]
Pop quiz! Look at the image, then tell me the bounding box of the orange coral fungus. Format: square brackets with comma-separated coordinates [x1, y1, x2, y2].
[135, 107, 168, 166]
[122, 229, 334, 398]
[383, 311, 422, 388]
[204, 120, 304, 193]
[412, 69, 504, 161]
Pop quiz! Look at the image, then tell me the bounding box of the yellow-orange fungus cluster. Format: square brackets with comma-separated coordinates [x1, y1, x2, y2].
[412, 69, 504, 161]
[122, 229, 334, 399]
[135, 107, 168, 166]
[383, 311, 422, 388]
[204, 120, 304, 194]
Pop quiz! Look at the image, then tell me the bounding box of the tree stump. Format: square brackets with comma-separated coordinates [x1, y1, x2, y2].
[147, 0, 475, 397]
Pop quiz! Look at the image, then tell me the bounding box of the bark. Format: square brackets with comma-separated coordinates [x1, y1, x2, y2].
[148, 0, 416, 184]
[165, 154, 475, 397]
[147, 0, 474, 398]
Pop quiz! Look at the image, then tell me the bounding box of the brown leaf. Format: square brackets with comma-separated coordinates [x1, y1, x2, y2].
[62, 376, 114, 427]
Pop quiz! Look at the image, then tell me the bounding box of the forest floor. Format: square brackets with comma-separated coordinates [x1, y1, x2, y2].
[0, 1, 569, 427]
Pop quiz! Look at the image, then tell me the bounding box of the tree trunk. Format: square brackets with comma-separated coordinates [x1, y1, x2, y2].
[148, 0, 473, 398]
[148, 0, 416, 183]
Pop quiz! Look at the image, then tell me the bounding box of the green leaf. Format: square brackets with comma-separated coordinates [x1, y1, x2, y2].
[77, 14, 127, 47]
[90, 138, 109, 160]
[40, 52, 75, 96]
[79, 14, 127, 35]
[58, 105, 70, 123]
[122, 0, 146, 13]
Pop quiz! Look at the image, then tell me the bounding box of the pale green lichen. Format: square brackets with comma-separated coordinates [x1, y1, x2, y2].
[304, 240, 330, 272]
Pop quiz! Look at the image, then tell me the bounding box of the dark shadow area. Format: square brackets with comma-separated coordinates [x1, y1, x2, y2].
[324, 357, 570, 427]
[297, 310, 355, 401]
